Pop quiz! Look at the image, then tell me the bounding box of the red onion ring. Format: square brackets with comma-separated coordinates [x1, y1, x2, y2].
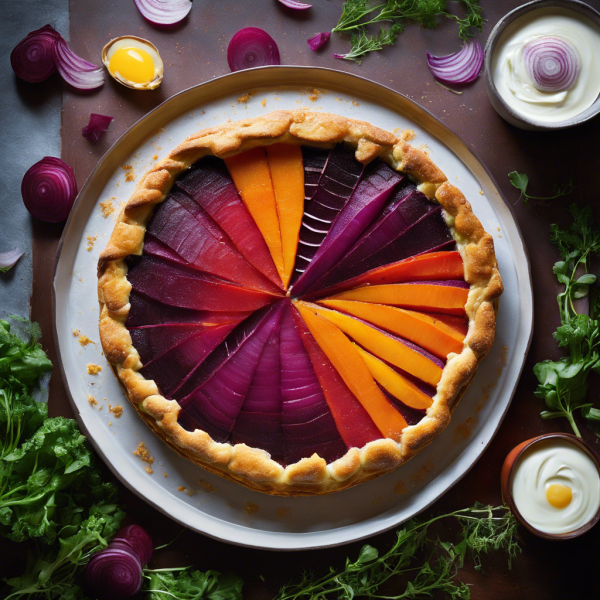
[21, 157, 78, 223]
[0, 248, 23, 273]
[227, 28, 280, 72]
[523, 36, 579, 93]
[10, 25, 59, 83]
[426, 39, 484, 85]
[133, 0, 192, 27]
[277, 0, 312, 9]
[85, 547, 143, 600]
[53, 37, 104, 90]
[82, 114, 114, 143]
[307, 32, 330, 52]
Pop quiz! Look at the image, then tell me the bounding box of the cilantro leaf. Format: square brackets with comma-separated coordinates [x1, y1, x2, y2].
[145, 569, 244, 600]
[508, 171, 573, 206]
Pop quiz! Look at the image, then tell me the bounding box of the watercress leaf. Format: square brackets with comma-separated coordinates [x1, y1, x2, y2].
[508, 171, 528, 194]
[577, 274, 597, 285]
[553, 261, 568, 275]
[357, 544, 378, 564]
[573, 285, 589, 299]
[555, 273, 570, 285]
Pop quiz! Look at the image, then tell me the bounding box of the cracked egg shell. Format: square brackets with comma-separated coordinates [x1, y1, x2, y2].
[102, 36, 163, 90]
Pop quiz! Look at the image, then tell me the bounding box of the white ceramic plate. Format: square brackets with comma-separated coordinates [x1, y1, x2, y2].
[53, 67, 532, 550]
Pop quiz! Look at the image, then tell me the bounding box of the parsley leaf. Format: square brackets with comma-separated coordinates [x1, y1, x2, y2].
[145, 569, 244, 600]
[508, 171, 574, 206]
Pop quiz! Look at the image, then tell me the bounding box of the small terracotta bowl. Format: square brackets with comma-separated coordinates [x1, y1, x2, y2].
[501, 432, 600, 540]
[484, 0, 600, 131]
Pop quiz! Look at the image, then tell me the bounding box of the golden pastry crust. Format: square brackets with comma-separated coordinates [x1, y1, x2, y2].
[97, 110, 503, 495]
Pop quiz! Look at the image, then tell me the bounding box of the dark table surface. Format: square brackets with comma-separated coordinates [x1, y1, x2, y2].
[13, 0, 600, 598]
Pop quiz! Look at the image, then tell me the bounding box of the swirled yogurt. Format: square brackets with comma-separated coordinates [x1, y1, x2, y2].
[492, 8, 600, 123]
[512, 439, 600, 535]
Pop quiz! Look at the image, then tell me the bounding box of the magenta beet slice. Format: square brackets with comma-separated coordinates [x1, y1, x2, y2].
[143, 234, 187, 265]
[126, 291, 251, 328]
[293, 162, 404, 296]
[176, 158, 282, 288]
[302, 146, 329, 202]
[126, 256, 274, 312]
[130, 323, 210, 364]
[292, 146, 364, 284]
[146, 192, 279, 293]
[177, 303, 283, 442]
[280, 305, 347, 464]
[139, 321, 239, 396]
[230, 331, 283, 460]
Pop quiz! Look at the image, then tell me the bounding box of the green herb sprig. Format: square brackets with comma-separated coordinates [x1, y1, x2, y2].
[508, 171, 574, 206]
[275, 504, 519, 600]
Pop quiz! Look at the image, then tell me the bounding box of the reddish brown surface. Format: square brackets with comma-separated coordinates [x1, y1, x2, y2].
[25, 0, 600, 598]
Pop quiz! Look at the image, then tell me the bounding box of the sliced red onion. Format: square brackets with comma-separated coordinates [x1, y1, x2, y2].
[523, 36, 579, 93]
[426, 39, 484, 85]
[278, 0, 312, 9]
[53, 37, 104, 90]
[21, 157, 77, 223]
[85, 547, 143, 600]
[0, 249, 23, 273]
[10, 25, 59, 83]
[133, 0, 192, 27]
[112, 524, 153, 566]
[307, 32, 330, 52]
[228, 28, 280, 72]
[82, 113, 113, 143]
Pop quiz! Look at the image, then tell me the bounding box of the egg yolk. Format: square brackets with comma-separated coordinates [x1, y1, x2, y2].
[546, 483, 573, 509]
[109, 47, 154, 84]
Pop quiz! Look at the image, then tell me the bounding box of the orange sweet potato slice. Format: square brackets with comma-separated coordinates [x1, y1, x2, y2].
[404, 310, 468, 343]
[225, 149, 285, 282]
[265, 144, 304, 288]
[318, 299, 464, 360]
[295, 301, 408, 441]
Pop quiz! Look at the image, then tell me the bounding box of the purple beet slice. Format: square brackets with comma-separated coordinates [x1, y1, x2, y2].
[126, 290, 251, 328]
[139, 321, 239, 397]
[177, 303, 283, 442]
[176, 157, 282, 288]
[302, 146, 329, 202]
[231, 331, 283, 461]
[126, 256, 274, 312]
[146, 191, 279, 293]
[293, 162, 404, 296]
[292, 146, 364, 284]
[130, 323, 210, 364]
[378, 384, 425, 427]
[279, 305, 347, 465]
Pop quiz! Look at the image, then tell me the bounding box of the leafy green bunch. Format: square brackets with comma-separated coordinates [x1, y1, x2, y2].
[275, 504, 519, 600]
[533, 204, 600, 437]
[333, 0, 484, 63]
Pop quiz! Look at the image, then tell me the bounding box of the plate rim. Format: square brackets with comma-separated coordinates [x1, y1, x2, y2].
[52, 65, 533, 551]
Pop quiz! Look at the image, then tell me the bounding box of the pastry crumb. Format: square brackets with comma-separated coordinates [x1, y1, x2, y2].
[87, 394, 97, 407]
[261, 98, 267, 107]
[153, 154, 158, 160]
[198, 479, 215, 493]
[122, 164, 135, 182]
[87, 363, 102, 375]
[78, 335, 95, 347]
[72, 329, 80, 337]
[394, 481, 408, 495]
[86, 235, 97, 251]
[399, 129, 416, 142]
[108, 404, 123, 418]
[100, 199, 115, 218]
[237, 92, 250, 103]
[417, 143, 430, 156]
[178, 486, 186, 492]
[479, 190, 485, 196]
[134, 442, 154, 474]
[308, 89, 321, 102]
[163, 472, 168, 478]
[245, 502, 259, 515]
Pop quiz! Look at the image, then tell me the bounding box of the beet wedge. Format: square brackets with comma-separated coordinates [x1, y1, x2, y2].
[126, 256, 274, 312]
[176, 157, 282, 288]
[292, 146, 364, 284]
[126, 290, 251, 328]
[318, 300, 464, 359]
[325, 281, 469, 317]
[310, 251, 464, 299]
[224, 149, 286, 282]
[231, 330, 283, 461]
[354, 345, 433, 410]
[177, 303, 283, 442]
[146, 192, 280, 294]
[292, 162, 404, 297]
[139, 321, 239, 397]
[302, 146, 329, 202]
[298, 301, 444, 387]
[294, 301, 408, 441]
[280, 304, 347, 465]
[291, 306, 382, 448]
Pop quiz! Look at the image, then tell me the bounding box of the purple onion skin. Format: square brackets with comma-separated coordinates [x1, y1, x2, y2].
[21, 157, 77, 223]
[82, 113, 113, 143]
[11, 25, 58, 83]
[307, 32, 330, 51]
[85, 547, 143, 600]
[112, 524, 154, 566]
[228, 27, 280, 72]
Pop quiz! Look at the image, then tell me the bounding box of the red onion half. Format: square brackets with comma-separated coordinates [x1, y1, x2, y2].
[133, 0, 192, 27]
[82, 114, 114, 143]
[307, 32, 330, 52]
[86, 547, 143, 600]
[10, 25, 59, 83]
[21, 157, 77, 223]
[228, 28, 280, 72]
[426, 39, 484, 85]
[0, 249, 23, 273]
[523, 36, 579, 93]
[112, 524, 154, 566]
[277, 0, 312, 9]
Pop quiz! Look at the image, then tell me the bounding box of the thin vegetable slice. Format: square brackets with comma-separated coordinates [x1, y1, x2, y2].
[21, 157, 77, 223]
[133, 0, 192, 27]
[523, 36, 579, 92]
[426, 39, 484, 84]
[227, 27, 280, 72]
[85, 547, 142, 600]
[10, 25, 58, 83]
[112, 524, 153, 566]
[0, 248, 23, 273]
[53, 36, 104, 90]
[82, 113, 113, 143]
[307, 32, 330, 51]
[278, 0, 312, 9]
